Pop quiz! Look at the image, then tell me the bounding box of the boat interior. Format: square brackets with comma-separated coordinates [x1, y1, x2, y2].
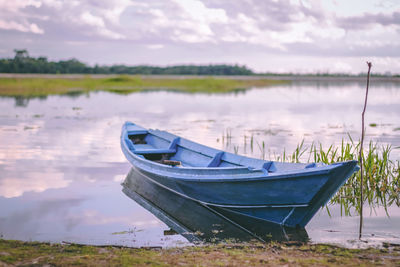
[126, 131, 242, 168]
[123, 123, 315, 172]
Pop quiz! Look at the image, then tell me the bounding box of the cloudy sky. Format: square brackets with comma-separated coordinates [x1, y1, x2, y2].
[0, 0, 399, 74]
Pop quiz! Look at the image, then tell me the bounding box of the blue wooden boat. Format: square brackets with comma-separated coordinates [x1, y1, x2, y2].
[121, 122, 359, 228]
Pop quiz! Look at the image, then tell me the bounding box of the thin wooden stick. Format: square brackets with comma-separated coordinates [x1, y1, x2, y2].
[359, 61, 372, 239]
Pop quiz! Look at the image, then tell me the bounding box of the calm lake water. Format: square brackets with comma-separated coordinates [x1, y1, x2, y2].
[0, 80, 399, 248]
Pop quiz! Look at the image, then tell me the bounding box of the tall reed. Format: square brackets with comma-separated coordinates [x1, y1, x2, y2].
[277, 139, 400, 216]
[221, 131, 400, 216]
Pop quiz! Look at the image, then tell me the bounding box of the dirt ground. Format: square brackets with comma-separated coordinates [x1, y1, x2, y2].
[1, 239, 400, 266]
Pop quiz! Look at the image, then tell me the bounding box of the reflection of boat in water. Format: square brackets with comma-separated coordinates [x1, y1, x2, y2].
[122, 168, 308, 243]
[121, 122, 359, 228]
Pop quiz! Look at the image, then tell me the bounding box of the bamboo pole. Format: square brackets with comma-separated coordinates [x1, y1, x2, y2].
[359, 62, 372, 239]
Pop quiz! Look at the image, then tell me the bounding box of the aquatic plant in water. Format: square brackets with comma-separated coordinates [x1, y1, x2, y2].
[281, 139, 400, 216]
[221, 133, 400, 217]
[304, 139, 400, 217]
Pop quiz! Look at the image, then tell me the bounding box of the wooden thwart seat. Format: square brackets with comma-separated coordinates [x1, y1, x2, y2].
[262, 161, 277, 173]
[207, 152, 224, 167]
[132, 137, 180, 155]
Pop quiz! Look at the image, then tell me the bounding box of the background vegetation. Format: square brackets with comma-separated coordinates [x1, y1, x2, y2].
[2, 49, 399, 77]
[0, 50, 253, 75]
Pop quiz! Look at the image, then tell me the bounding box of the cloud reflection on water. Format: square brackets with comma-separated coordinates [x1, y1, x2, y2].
[0, 81, 399, 247]
[0, 172, 70, 198]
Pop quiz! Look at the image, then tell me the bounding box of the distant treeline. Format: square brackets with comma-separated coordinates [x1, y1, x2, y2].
[1, 50, 399, 77]
[0, 49, 253, 75]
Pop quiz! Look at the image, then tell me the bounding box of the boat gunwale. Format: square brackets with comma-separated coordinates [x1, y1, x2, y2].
[128, 152, 336, 182]
[121, 123, 354, 182]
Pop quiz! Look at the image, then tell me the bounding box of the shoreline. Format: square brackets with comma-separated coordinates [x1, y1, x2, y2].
[1, 239, 400, 266]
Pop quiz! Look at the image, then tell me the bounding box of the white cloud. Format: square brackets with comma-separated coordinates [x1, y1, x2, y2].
[103, 0, 132, 25]
[81, 12, 105, 28]
[322, 0, 397, 17]
[0, 0, 42, 11]
[0, 20, 44, 34]
[140, 0, 228, 43]
[79, 11, 125, 39]
[29, 23, 44, 34]
[1, 0, 398, 47]
[0, 0, 45, 34]
[172, 0, 228, 24]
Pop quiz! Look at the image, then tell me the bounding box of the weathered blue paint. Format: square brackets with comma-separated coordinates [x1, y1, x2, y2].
[121, 121, 359, 228]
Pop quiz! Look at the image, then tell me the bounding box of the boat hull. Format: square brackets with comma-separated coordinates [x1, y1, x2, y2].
[126, 160, 357, 228]
[121, 122, 359, 228]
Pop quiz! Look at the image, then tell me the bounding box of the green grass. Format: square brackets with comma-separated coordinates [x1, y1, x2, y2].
[1, 239, 399, 266]
[0, 75, 287, 96]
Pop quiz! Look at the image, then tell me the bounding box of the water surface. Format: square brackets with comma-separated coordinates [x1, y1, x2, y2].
[1, 80, 399, 248]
